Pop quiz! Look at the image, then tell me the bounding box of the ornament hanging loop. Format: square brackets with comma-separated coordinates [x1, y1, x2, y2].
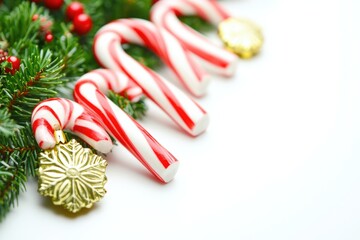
[54, 127, 66, 144]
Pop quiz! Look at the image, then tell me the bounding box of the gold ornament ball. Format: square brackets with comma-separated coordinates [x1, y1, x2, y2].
[218, 17, 264, 59]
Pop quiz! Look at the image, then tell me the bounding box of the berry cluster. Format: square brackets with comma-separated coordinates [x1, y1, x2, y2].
[32, 14, 54, 43]
[66, 2, 92, 35]
[32, 1, 93, 36]
[0, 49, 21, 75]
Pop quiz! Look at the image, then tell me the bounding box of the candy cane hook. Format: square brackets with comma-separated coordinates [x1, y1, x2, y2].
[151, 0, 239, 76]
[31, 98, 113, 153]
[95, 18, 209, 97]
[74, 69, 179, 183]
[94, 19, 209, 136]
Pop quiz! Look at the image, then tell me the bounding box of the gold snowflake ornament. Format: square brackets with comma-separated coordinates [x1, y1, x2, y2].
[38, 130, 108, 213]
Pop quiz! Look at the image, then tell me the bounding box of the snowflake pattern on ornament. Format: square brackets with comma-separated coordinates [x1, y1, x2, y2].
[38, 139, 107, 213]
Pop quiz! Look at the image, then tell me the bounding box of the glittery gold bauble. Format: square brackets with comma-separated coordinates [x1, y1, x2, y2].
[218, 17, 264, 59]
[38, 130, 108, 213]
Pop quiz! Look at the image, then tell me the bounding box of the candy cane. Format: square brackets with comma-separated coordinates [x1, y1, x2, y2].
[74, 69, 179, 183]
[31, 98, 113, 153]
[95, 18, 209, 97]
[77, 67, 143, 102]
[151, 0, 238, 76]
[93, 19, 209, 136]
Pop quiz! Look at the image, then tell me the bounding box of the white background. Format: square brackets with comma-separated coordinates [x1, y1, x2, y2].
[1, 0, 360, 239]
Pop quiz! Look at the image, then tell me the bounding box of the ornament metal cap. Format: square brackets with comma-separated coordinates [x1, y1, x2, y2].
[218, 17, 264, 59]
[54, 128, 66, 144]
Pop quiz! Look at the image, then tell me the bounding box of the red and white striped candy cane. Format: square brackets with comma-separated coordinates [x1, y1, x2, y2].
[31, 98, 113, 153]
[93, 19, 209, 136]
[95, 18, 209, 97]
[151, 0, 238, 76]
[74, 69, 179, 183]
[77, 68, 143, 102]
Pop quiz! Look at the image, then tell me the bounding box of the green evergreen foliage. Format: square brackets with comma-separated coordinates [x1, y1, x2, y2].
[180, 15, 214, 32]
[0, 124, 39, 220]
[2, 48, 64, 125]
[107, 91, 148, 120]
[0, 108, 20, 136]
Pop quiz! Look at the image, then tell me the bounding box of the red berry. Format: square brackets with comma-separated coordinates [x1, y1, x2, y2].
[45, 33, 54, 43]
[43, 0, 64, 10]
[39, 16, 53, 33]
[73, 13, 92, 35]
[5, 56, 21, 75]
[32, 14, 39, 21]
[66, 2, 84, 20]
[0, 49, 8, 62]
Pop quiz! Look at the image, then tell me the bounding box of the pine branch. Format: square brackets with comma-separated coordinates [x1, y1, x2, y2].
[0, 0, 24, 11]
[0, 164, 26, 221]
[180, 15, 214, 32]
[0, 108, 21, 136]
[107, 91, 148, 120]
[1, 47, 64, 125]
[123, 44, 162, 69]
[48, 30, 87, 75]
[0, 2, 45, 53]
[0, 124, 39, 222]
[0, 124, 39, 177]
[102, 0, 152, 22]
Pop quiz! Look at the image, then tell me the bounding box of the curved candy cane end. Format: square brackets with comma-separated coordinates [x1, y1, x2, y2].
[32, 98, 114, 154]
[34, 127, 56, 150]
[31, 116, 56, 150]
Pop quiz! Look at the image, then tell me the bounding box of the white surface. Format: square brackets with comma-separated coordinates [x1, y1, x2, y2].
[1, 0, 360, 239]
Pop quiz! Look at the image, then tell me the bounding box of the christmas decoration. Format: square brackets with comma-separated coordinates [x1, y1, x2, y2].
[32, 13, 54, 42]
[32, 98, 110, 212]
[44, 32, 53, 42]
[76, 69, 143, 102]
[38, 129, 107, 213]
[31, 98, 112, 152]
[151, 0, 264, 63]
[97, 19, 209, 97]
[0, 0, 222, 221]
[0, 49, 8, 63]
[72, 13, 92, 35]
[218, 18, 263, 59]
[4, 56, 21, 74]
[38, 15, 53, 34]
[43, 0, 64, 10]
[74, 69, 179, 183]
[0, 1, 156, 221]
[94, 19, 210, 136]
[32, 13, 39, 21]
[65, 2, 84, 20]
